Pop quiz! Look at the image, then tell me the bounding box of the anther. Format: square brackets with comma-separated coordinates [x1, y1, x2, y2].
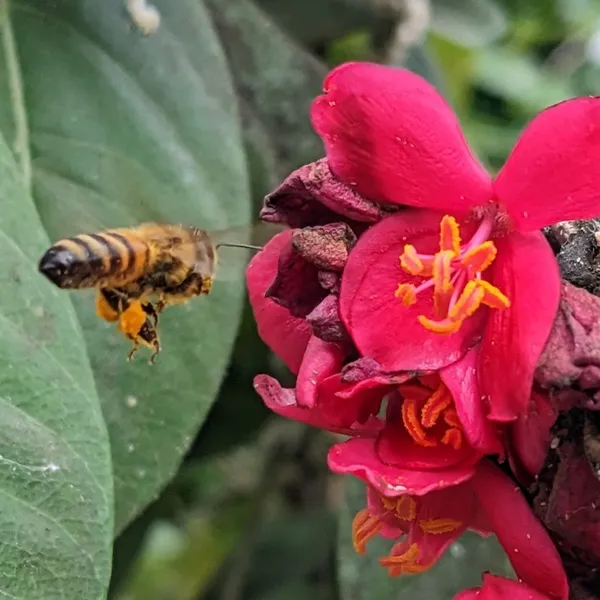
[395, 283, 417, 306]
[419, 517, 462, 535]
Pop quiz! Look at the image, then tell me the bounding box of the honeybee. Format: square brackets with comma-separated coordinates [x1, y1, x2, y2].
[38, 222, 262, 363]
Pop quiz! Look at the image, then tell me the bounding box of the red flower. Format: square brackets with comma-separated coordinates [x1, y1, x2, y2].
[351, 461, 568, 600]
[257, 348, 503, 495]
[455, 574, 555, 600]
[246, 229, 312, 374]
[310, 62, 600, 422]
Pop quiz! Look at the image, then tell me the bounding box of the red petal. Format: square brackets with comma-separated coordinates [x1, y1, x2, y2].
[247, 230, 312, 373]
[441, 349, 503, 456]
[317, 373, 388, 428]
[471, 462, 569, 600]
[480, 231, 560, 422]
[296, 336, 347, 407]
[495, 97, 600, 231]
[311, 62, 492, 212]
[328, 438, 476, 496]
[510, 390, 556, 480]
[454, 575, 553, 600]
[253, 374, 380, 436]
[340, 210, 486, 371]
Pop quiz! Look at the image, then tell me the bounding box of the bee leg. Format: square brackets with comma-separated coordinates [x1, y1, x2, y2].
[155, 294, 168, 313]
[118, 300, 161, 363]
[127, 343, 140, 362]
[148, 339, 161, 365]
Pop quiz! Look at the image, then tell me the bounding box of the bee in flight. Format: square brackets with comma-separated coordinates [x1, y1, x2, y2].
[38, 222, 260, 363]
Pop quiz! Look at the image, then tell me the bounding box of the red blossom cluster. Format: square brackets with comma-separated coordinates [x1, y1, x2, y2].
[246, 61, 600, 599]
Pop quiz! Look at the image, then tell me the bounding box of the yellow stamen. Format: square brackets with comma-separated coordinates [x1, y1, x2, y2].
[400, 245, 424, 275]
[476, 279, 511, 309]
[461, 241, 497, 273]
[433, 250, 454, 295]
[395, 283, 417, 306]
[447, 280, 485, 321]
[440, 215, 461, 255]
[417, 315, 462, 334]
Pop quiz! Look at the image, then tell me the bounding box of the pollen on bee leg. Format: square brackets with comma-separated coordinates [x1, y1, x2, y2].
[118, 301, 148, 338]
[201, 276, 213, 295]
[352, 509, 382, 554]
[395, 283, 417, 306]
[95, 291, 119, 322]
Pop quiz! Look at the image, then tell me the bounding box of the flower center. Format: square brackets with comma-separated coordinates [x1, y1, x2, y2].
[352, 494, 462, 577]
[395, 214, 510, 334]
[398, 377, 463, 450]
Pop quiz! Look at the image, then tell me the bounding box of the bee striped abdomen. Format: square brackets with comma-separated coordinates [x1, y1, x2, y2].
[39, 231, 150, 289]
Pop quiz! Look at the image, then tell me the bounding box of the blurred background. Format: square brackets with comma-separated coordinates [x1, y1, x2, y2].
[108, 0, 600, 598]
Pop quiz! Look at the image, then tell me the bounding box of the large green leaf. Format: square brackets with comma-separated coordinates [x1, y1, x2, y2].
[0, 133, 113, 596]
[0, 0, 251, 533]
[337, 478, 514, 600]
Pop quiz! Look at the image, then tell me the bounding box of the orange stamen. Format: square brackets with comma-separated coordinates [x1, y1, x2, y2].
[352, 509, 382, 554]
[476, 279, 511, 309]
[402, 397, 437, 447]
[440, 215, 461, 255]
[419, 517, 462, 535]
[447, 280, 485, 322]
[395, 283, 417, 306]
[400, 245, 424, 275]
[443, 409, 461, 428]
[379, 542, 420, 568]
[394, 496, 417, 522]
[421, 384, 452, 428]
[441, 427, 463, 450]
[461, 241, 497, 273]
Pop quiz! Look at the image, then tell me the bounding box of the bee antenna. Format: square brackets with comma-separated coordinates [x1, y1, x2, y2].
[216, 242, 263, 252]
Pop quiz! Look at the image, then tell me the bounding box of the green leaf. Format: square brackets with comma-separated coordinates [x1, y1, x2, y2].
[337, 478, 515, 599]
[0, 0, 251, 533]
[430, 0, 507, 47]
[0, 133, 113, 596]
